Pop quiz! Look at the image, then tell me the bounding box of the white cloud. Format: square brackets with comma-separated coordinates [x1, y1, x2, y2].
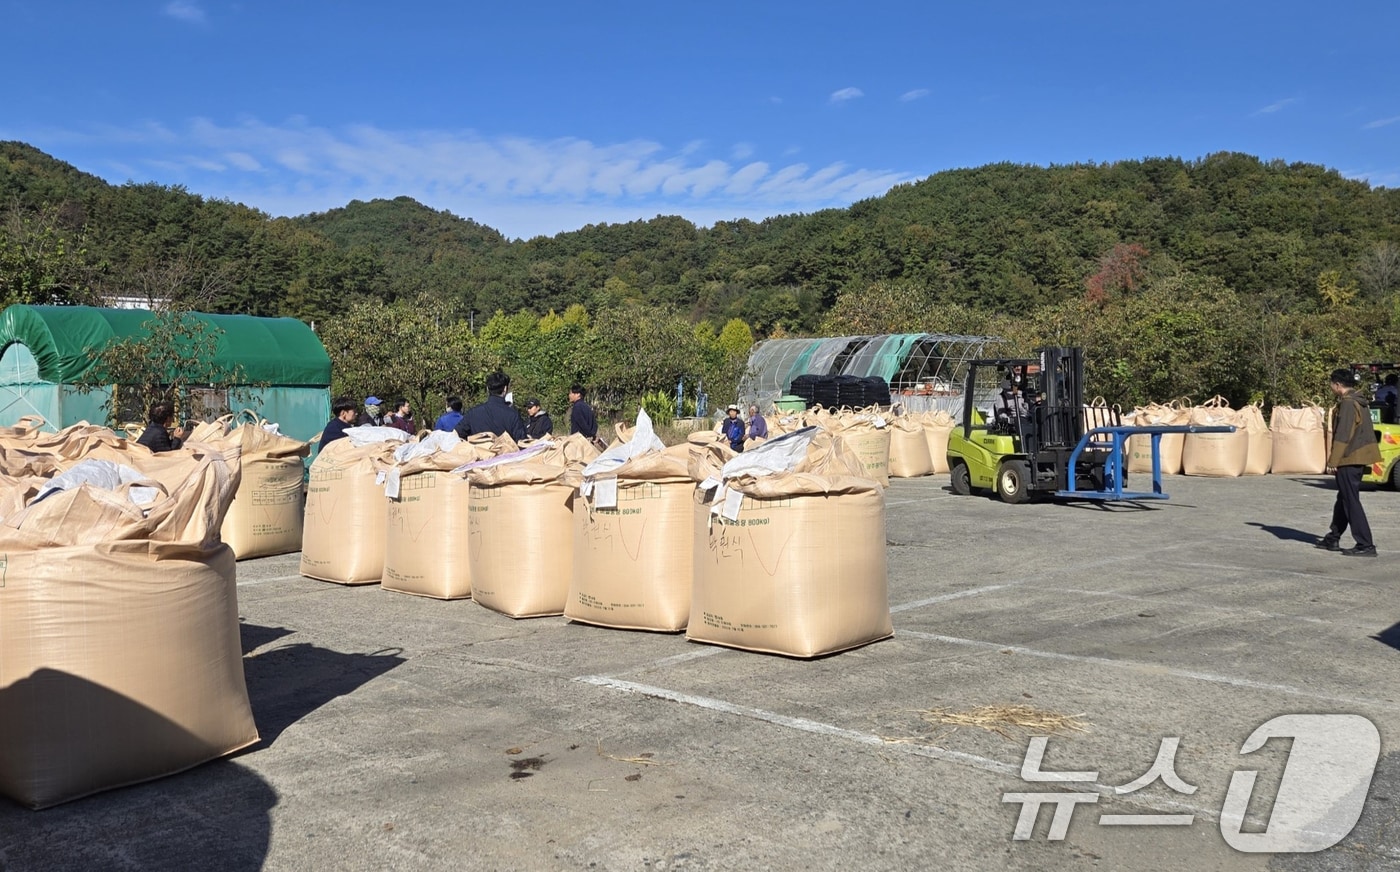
[16, 117, 911, 239]
[829, 87, 864, 104]
[731, 142, 754, 161]
[1341, 167, 1400, 189]
[163, 1, 206, 24]
[900, 89, 930, 102]
[224, 151, 262, 171]
[1252, 98, 1297, 116]
[1363, 116, 1400, 130]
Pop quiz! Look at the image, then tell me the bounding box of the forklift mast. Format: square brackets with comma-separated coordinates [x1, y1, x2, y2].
[1035, 347, 1086, 450]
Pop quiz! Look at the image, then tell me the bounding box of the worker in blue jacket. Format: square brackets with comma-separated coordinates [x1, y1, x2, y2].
[718, 404, 746, 452]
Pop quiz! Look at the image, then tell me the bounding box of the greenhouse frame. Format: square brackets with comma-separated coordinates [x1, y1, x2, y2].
[737, 333, 1002, 413]
[0, 305, 332, 442]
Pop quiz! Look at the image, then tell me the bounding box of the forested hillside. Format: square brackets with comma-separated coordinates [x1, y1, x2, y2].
[3, 140, 1399, 412]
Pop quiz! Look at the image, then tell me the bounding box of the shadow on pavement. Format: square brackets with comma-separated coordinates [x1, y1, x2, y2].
[1370, 622, 1400, 653]
[239, 619, 294, 655]
[0, 759, 277, 872]
[238, 624, 406, 746]
[1245, 522, 1319, 544]
[0, 670, 277, 872]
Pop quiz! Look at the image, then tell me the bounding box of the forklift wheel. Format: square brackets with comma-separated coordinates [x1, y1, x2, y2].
[950, 461, 971, 495]
[1392, 462, 1400, 490]
[996, 460, 1031, 504]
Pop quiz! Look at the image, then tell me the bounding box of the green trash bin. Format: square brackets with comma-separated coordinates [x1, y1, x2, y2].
[774, 395, 807, 413]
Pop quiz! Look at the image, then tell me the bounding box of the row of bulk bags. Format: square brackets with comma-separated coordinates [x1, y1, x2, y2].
[885, 409, 957, 477]
[1128, 399, 1329, 477]
[0, 441, 258, 809]
[687, 427, 892, 658]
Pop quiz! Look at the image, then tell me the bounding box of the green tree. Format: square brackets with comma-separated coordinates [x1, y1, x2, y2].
[320, 296, 487, 419]
[77, 306, 249, 427]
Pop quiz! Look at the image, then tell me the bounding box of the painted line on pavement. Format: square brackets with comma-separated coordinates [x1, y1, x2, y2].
[1035, 586, 1328, 625]
[236, 574, 305, 587]
[896, 629, 1400, 713]
[574, 674, 1218, 821]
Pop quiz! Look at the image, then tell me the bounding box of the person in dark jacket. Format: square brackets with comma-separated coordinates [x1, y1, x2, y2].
[1376, 374, 1399, 425]
[136, 402, 186, 452]
[387, 398, 415, 434]
[357, 396, 385, 427]
[319, 397, 359, 451]
[568, 384, 597, 439]
[458, 371, 526, 441]
[434, 396, 464, 432]
[1317, 368, 1383, 557]
[524, 398, 553, 440]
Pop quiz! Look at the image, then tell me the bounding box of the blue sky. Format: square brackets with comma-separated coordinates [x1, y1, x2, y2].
[5, 1, 1398, 240]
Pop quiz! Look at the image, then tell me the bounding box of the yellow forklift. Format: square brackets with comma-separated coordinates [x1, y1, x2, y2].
[947, 347, 1233, 503]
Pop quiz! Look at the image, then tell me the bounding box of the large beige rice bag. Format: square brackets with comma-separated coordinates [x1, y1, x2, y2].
[382, 433, 505, 599]
[887, 415, 933, 478]
[301, 433, 405, 584]
[826, 412, 890, 486]
[0, 447, 258, 809]
[1182, 397, 1248, 477]
[218, 422, 311, 559]
[466, 438, 598, 618]
[688, 429, 892, 658]
[1270, 404, 1328, 475]
[1126, 402, 1189, 475]
[1240, 404, 1272, 475]
[920, 410, 956, 474]
[566, 446, 695, 632]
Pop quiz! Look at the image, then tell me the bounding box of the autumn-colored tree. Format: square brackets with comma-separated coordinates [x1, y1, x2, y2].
[1085, 243, 1149, 304]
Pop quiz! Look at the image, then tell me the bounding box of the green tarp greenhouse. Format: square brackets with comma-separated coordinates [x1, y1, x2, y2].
[0, 305, 332, 442]
[737, 332, 1000, 413]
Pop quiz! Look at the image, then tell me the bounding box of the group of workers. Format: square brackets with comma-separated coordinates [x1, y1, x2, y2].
[318, 372, 598, 450]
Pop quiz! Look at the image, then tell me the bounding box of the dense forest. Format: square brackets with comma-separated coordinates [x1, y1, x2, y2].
[2, 140, 1399, 414]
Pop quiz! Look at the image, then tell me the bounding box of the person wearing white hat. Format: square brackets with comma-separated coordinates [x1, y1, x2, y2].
[718, 403, 746, 452]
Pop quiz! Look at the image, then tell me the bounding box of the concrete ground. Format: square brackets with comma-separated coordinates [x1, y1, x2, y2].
[4, 472, 1400, 872]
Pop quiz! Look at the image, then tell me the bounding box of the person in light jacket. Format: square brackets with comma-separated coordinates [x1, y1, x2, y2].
[1316, 368, 1383, 557]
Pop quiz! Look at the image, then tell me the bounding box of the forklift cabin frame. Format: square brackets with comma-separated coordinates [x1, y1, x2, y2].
[958, 348, 1119, 494]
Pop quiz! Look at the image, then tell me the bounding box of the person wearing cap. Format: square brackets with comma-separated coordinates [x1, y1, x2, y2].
[357, 396, 385, 427]
[434, 396, 463, 432]
[457, 370, 526, 441]
[523, 398, 553, 440]
[718, 403, 746, 452]
[1317, 368, 1382, 557]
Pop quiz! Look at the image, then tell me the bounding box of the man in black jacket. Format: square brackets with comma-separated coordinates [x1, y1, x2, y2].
[458, 371, 526, 441]
[524, 398, 553, 439]
[569, 384, 597, 439]
[136, 402, 186, 452]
